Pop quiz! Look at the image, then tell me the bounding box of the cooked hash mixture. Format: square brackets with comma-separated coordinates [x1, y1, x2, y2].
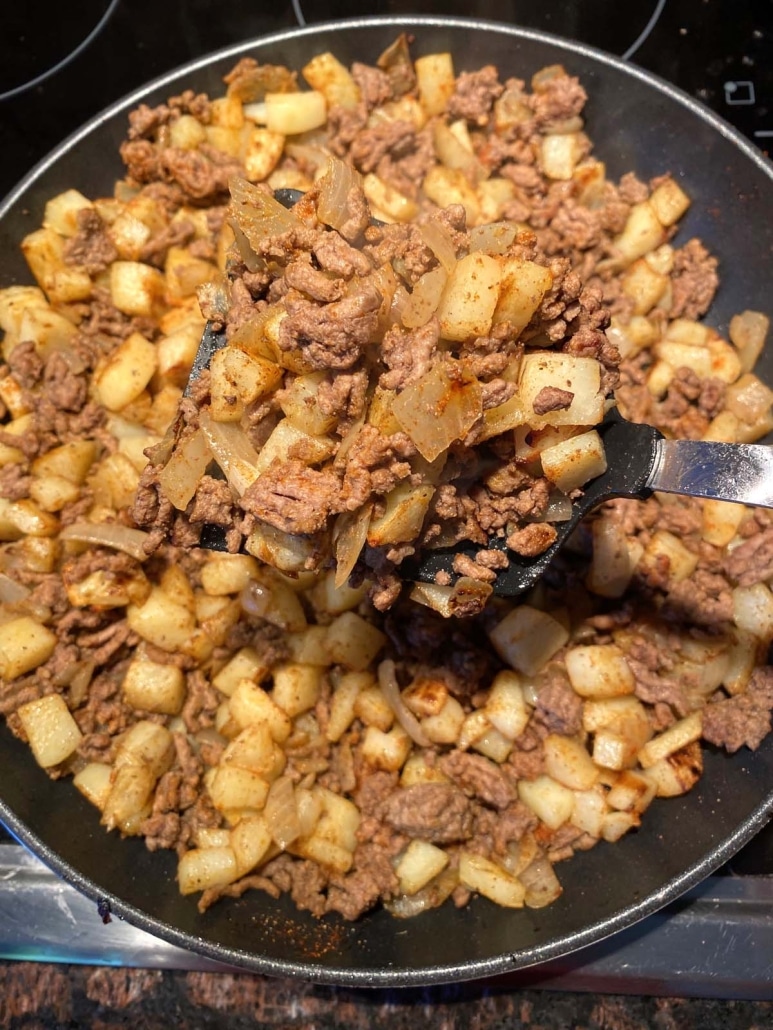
[1, 37, 773, 919]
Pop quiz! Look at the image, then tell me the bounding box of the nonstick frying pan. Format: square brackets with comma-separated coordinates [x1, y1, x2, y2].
[1, 16, 773, 987]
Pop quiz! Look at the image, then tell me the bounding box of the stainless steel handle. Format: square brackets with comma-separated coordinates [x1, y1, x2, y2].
[648, 439, 773, 508]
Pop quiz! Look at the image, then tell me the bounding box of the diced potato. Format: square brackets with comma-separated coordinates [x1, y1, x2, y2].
[353, 685, 395, 731]
[101, 765, 155, 832]
[654, 340, 712, 380]
[278, 371, 337, 436]
[109, 211, 153, 260]
[200, 554, 258, 597]
[17, 693, 82, 768]
[213, 648, 273, 697]
[94, 331, 157, 412]
[254, 418, 335, 474]
[564, 644, 635, 699]
[271, 663, 323, 718]
[19, 306, 77, 357]
[286, 625, 334, 666]
[43, 188, 94, 236]
[230, 814, 273, 876]
[492, 258, 553, 333]
[723, 629, 759, 696]
[126, 586, 197, 652]
[489, 605, 569, 677]
[0, 497, 59, 540]
[649, 178, 690, 226]
[639, 530, 699, 584]
[458, 852, 525, 908]
[395, 840, 450, 895]
[436, 252, 501, 342]
[729, 310, 769, 374]
[621, 258, 668, 315]
[422, 166, 481, 224]
[643, 741, 703, 797]
[110, 261, 165, 317]
[0, 285, 48, 340]
[606, 769, 657, 814]
[518, 775, 575, 830]
[245, 522, 319, 574]
[637, 711, 703, 768]
[540, 429, 607, 494]
[586, 515, 641, 598]
[601, 810, 640, 843]
[178, 846, 238, 895]
[420, 696, 466, 745]
[361, 724, 412, 771]
[519, 353, 604, 427]
[571, 785, 608, 837]
[66, 568, 149, 610]
[293, 834, 353, 874]
[21, 228, 65, 290]
[327, 670, 370, 743]
[209, 764, 271, 812]
[471, 724, 513, 763]
[543, 734, 598, 790]
[732, 583, 773, 641]
[325, 612, 387, 671]
[123, 657, 186, 715]
[114, 721, 175, 779]
[0, 617, 57, 680]
[228, 681, 293, 743]
[539, 133, 585, 180]
[610, 200, 666, 266]
[311, 569, 368, 616]
[156, 322, 205, 386]
[484, 670, 530, 740]
[264, 91, 327, 135]
[168, 113, 207, 149]
[362, 173, 418, 223]
[415, 53, 456, 116]
[29, 474, 81, 513]
[702, 498, 747, 548]
[73, 762, 113, 811]
[302, 52, 360, 108]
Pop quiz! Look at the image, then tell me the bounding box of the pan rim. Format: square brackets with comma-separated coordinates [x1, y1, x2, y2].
[1, 13, 773, 987]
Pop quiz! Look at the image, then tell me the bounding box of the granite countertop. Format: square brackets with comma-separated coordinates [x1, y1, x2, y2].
[0, 964, 771, 1028]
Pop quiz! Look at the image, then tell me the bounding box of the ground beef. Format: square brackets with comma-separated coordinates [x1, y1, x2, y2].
[447, 66, 503, 125]
[278, 284, 381, 370]
[530, 73, 587, 127]
[338, 425, 415, 509]
[532, 385, 574, 415]
[284, 256, 345, 303]
[669, 239, 720, 320]
[42, 352, 87, 412]
[349, 120, 416, 174]
[63, 209, 118, 274]
[316, 369, 368, 425]
[326, 841, 399, 920]
[240, 460, 341, 535]
[188, 476, 235, 525]
[724, 526, 773, 587]
[351, 62, 393, 110]
[506, 523, 558, 557]
[0, 463, 31, 500]
[702, 667, 773, 752]
[534, 675, 583, 736]
[379, 317, 439, 390]
[7, 340, 44, 387]
[439, 751, 514, 809]
[380, 782, 475, 843]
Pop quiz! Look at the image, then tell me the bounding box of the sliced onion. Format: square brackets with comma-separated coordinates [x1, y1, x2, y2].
[541, 492, 574, 523]
[316, 157, 363, 234]
[199, 413, 260, 497]
[385, 866, 459, 919]
[519, 853, 563, 909]
[229, 176, 301, 251]
[392, 358, 483, 462]
[0, 573, 30, 604]
[378, 659, 431, 747]
[263, 775, 302, 849]
[402, 266, 448, 330]
[60, 522, 151, 562]
[333, 503, 373, 589]
[158, 428, 213, 511]
[419, 220, 458, 273]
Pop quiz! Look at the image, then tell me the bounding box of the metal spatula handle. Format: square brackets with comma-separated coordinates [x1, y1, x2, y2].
[650, 438, 773, 508]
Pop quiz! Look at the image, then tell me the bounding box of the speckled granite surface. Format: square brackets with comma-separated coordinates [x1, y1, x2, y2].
[0, 964, 771, 1029]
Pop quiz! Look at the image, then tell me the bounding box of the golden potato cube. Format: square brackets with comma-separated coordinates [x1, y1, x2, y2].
[164, 246, 217, 305]
[311, 569, 368, 616]
[114, 720, 174, 778]
[621, 258, 668, 315]
[327, 670, 371, 743]
[210, 346, 283, 422]
[0, 497, 58, 540]
[539, 133, 586, 180]
[611, 200, 666, 266]
[324, 612, 387, 671]
[639, 530, 699, 584]
[519, 352, 604, 427]
[540, 429, 607, 494]
[517, 774, 575, 830]
[0, 285, 48, 337]
[361, 724, 412, 771]
[492, 258, 553, 333]
[178, 846, 238, 895]
[571, 786, 608, 837]
[156, 322, 203, 386]
[228, 681, 293, 743]
[471, 724, 513, 763]
[109, 210, 153, 260]
[649, 178, 690, 226]
[93, 331, 158, 413]
[200, 554, 259, 597]
[0, 617, 57, 680]
[353, 685, 395, 731]
[43, 189, 94, 236]
[402, 677, 449, 719]
[272, 662, 323, 718]
[46, 267, 93, 305]
[126, 586, 197, 652]
[543, 734, 598, 790]
[367, 483, 435, 547]
[245, 522, 318, 574]
[21, 228, 66, 289]
[302, 52, 360, 108]
[436, 252, 501, 343]
[606, 769, 657, 814]
[564, 644, 635, 699]
[29, 474, 81, 513]
[395, 840, 450, 896]
[110, 260, 165, 317]
[264, 91, 327, 134]
[642, 741, 703, 797]
[17, 693, 82, 768]
[286, 625, 332, 666]
[230, 814, 273, 876]
[18, 306, 77, 357]
[476, 180, 518, 224]
[293, 834, 353, 874]
[458, 852, 525, 908]
[209, 764, 271, 812]
[732, 583, 773, 641]
[489, 605, 569, 677]
[730, 310, 769, 374]
[415, 52, 456, 116]
[73, 762, 113, 811]
[278, 370, 337, 436]
[123, 657, 186, 715]
[101, 764, 155, 832]
[244, 127, 285, 182]
[702, 498, 746, 548]
[637, 711, 703, 769]
[421, 695, 466, 745]
[400, 753, 450, 787]
[654, 339, 712, 379]
[168, 113, 207, 150]
[422, 165, 480, 225]
[362, 173, 418, 223]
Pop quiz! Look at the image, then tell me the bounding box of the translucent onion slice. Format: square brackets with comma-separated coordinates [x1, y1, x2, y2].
[392, 358, 482, 462]
[402, 265, 448, 330]
[60, 522, 151, 562]
[317, 157, 363, 234]
[333, 503, 373, 589]
[378, 659, 431, 747]
[199, 413, 260, 497]
[263, 775, 301, 850]
[158, 428, 212, 511]
[384, 866, 460, 919]
[0, 573, 30, 604]
[418, 220, 458, 273]
[519, 853, 563, 909]
[229, 176, 301, 252]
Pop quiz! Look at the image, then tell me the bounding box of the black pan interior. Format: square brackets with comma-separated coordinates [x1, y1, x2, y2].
[1, 16, 773, 987]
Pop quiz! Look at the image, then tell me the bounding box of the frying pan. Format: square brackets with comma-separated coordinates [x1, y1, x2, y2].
[1, 15, 773, 987]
